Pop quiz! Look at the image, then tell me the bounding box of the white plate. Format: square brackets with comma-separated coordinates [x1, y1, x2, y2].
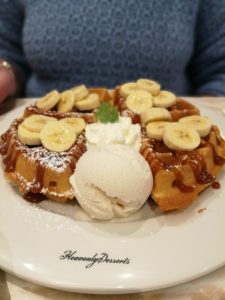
[0, 102, 225, 294]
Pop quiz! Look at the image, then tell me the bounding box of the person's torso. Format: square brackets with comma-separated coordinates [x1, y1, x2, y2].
[21, 0, 200, 96]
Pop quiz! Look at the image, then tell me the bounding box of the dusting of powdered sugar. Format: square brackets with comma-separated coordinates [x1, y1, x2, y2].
[15, 172, 36, 191]
[26, 147, 71, 173]
[15, 172, 74, 198]
[7, 118, 76, 173]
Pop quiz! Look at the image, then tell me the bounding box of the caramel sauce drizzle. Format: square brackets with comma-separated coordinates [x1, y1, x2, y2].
[33, 163, 45, 193]
[24, 105, 95, 123]
[0, 131, 8, 155]
[1, 99, 225, 197]
[140, 127, 225, 193]
[0, 119, 87, 197]
[23, 192, 47, 203]
[1, 126, 27, 172]
[115, 88, 225, 193]
[211, 181, 220, 189]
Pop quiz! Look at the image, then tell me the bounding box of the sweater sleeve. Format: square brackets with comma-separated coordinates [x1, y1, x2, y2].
[0, 0, 30, 92]
[189, 0, 225, 96]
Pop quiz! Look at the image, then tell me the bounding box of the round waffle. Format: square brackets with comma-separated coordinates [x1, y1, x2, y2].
[0, 117, 86, 202]
[1, 82, 225, 211]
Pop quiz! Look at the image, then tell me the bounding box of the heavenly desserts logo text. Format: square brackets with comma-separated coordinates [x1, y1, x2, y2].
[59, 250, 130, 268]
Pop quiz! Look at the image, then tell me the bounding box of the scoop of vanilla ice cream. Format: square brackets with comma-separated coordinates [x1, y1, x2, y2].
[70, 145, 153, 220]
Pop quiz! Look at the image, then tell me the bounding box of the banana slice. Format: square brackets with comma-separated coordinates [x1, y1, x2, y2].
[59, 117, 85, 135]
[179, 115, 212, 137]
[57, 90, 75, 113]
[18, 124, 41, 146]
[140, 107, 171, 125]
[163, 123, 200, 151]
[36, 90, 61, 111]
[71, 85, 89, 103]
[22, 115, 57, 133]
[120, 82, 138, 98]
[126, 90, 153, 114]
[153, 90, 176, 108]
[146, 121, 171, 141]
[136, 78, 161, 96]
[40, 122, 76, 152]
[75, 93, 100, 111]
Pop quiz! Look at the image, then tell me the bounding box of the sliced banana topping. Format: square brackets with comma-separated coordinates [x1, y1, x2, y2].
[57, 90, 75, 113]
[140, 107, 171, 125]
[71, 85, 89, 103]
[120, 82, 138, 98]
[36, 90, 61, 111]
[179, 115, 212, 137]
[88, 87, 113, 102]
[136, 78, 161, 96]
[126, 90, 153, 114]
[153, 90, 176, 108]
[75, 93, 100, 111]
[146, 121, 171, 141]
[59, 117, 85, 136]
[40, 122, 76, 152]
[18, 124, 41, 146]
[163, 123, 200, 151]
[22, 115, 57, 133]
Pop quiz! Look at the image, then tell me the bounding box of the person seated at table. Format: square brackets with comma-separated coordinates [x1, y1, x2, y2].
[0, 0, 225, 104]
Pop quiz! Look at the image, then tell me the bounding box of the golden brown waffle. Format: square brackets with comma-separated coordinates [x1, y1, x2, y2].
[0, 87, 112, 203]
[114, 87, 200, 122]
[23, 105, 95, 123]
[141, 125, 225, 211]
[24, 87, 113, 119]
[0, 87, 113, 203]
[0, 84, 225, 211]
[114, 86, 225, 211]
[0, 118, 86, 202]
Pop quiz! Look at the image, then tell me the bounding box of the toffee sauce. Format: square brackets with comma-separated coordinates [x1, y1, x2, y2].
[0, 120, 87, 198]
[23, 192, 47, 203]
[25, 105, 95, 123]
[1, 103, 225, 197]
[114, 88, 225, 192]
[211, 181, 221, 189]
[140, 127, 225, 193]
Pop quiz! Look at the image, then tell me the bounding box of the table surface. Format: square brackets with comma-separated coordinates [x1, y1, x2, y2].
[0, 96, 225, 300]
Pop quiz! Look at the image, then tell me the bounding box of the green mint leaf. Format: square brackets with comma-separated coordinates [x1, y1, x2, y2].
[95, 102, 119, 123]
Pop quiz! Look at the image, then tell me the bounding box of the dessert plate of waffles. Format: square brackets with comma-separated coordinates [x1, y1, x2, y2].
[0, 79, 225, 294]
